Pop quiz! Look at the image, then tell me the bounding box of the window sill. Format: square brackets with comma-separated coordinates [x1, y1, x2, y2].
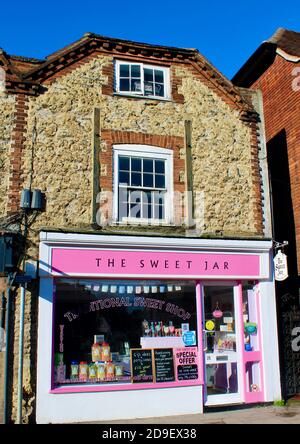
[110, 220, 175, 228]
[113, 92, 172, 102]
[50, 379, 202, 394]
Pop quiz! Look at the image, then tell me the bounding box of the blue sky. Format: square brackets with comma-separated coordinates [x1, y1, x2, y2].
[0, 0, 299, 79]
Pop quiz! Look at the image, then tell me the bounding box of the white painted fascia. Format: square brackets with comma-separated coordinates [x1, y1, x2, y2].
[40, 231, 272, 253]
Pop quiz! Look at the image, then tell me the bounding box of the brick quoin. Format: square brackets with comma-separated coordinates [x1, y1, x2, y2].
[251, 55, 300, 269]
[7, 93, 29, 215]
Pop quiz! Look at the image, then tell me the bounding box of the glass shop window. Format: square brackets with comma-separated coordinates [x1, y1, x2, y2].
[242, 285, 259, 352]
[204, 286, 237, 354]
[53, 279, 197, 387]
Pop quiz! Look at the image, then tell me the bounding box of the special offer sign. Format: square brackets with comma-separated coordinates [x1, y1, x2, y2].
[175, 347, 200, 382]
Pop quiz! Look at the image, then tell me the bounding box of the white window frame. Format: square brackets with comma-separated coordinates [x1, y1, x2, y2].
[113, 144, 174, 225]
[115, 60, 171, 100]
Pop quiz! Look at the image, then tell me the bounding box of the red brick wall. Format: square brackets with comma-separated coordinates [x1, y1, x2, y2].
[100, 130, 185, 192]
[7, 94, 29, 214]
[251, 55, 300, 271]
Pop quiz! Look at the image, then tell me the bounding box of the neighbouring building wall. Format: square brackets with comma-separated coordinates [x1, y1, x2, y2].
[0, 93, 15, 216]
[251, 54, 300, 272]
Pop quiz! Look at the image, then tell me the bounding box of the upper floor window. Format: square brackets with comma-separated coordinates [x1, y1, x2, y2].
[115, 61, 170, 99]
[113, 145, 173, 224]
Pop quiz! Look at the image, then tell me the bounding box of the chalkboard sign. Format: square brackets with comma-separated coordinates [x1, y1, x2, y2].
[130, 349, 154, 383]
[154, 348, 175, 383]
[177, 364, 198, 381]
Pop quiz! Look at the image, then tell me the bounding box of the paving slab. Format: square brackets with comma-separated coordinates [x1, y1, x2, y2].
[89, 405, 300, 424]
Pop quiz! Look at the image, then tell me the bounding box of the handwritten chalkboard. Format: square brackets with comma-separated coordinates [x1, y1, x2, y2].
[130, 349, 154, 383]
[177, 364, 198, 381]
[154, 348, 175, 383]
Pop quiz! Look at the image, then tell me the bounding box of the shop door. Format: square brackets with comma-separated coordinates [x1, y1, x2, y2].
[202, 285, 243, 406]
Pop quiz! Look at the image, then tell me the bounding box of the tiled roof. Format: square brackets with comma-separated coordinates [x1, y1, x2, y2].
[267, 27, 300, 57]
[1, 33, 255, 111]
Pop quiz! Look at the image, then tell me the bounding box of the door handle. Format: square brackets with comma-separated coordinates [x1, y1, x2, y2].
[203, 330, 208, 352]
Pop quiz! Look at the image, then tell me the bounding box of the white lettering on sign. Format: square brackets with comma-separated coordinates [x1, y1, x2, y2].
[274, 250, 288, 281]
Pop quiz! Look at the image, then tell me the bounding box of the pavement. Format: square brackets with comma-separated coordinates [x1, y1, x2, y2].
[93, 403, 300, 424]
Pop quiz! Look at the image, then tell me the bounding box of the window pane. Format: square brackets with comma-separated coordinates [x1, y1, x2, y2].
[153, 192, 159, 205]
[155, 174, 165, 188]
[129, 190, 142, 203]
[131, 65, 141, 78]
[144, 68, 154, 82]
[158, 205, 164, 220]
[119, 64, 130, 77]
[154, 192, 164, 205]
[142, 204, 152, 219]
[143, 173, 153, 188]
[155, 160, 165, 174]
[131, 79, 141, 92]
[119, 188, 129, 203]
[119, 157, 130, 171]
[155, 83, 164, 97]
[154, 70, 164, 83]
[119, 171, 130, 185]
[119, 201, 129, 219]
[130, 202, 141, 218]
[153, 205, 159, 219]
[144, 82, 154, 95]
[143, 159, 153, 173]
[131, 173, 142, 187]
[131, 158, 142, 172]
[144, 191, 152, 206]
[120, 79, 130, 91]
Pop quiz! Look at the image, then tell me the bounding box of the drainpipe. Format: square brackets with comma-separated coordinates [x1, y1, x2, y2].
[0, 292, 5, 349]
[16, 211, 28, 425]
[17, 281, 26, 424]
[3, 283, 12, 424]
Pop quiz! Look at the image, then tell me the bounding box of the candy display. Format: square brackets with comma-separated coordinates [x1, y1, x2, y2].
[91, 342, 101, 362]
[67, 338, 128, 384]
[88, 363, 97, 379]
[105, 362, 115, 379]
[142, 320, 182, 337]
[96, 362, 106, 380]
[115, 364, 124, 377]
[101, 341, 111, 361]
[79, 361, 88, 381]
[70, 361, 79, 380]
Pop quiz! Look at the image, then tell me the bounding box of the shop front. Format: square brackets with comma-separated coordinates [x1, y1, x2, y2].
[36, 232, 281, 423]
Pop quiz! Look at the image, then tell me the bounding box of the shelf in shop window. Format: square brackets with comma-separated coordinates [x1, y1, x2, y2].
[140, 336, 185, 349]
[56, 376, 132, 385]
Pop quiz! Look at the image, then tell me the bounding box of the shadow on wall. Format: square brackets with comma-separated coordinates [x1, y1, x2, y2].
[267, 128, 298, 296]
[267, 128, 300, 398]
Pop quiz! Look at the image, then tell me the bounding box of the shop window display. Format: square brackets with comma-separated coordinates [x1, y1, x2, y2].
[53, 279, 197, 387]
[203, 286, 239, 396]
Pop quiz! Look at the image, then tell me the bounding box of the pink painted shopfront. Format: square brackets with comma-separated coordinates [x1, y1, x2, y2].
[36, 232, 281, 423]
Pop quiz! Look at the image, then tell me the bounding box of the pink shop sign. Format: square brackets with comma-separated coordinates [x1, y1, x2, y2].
[51, 248, 261, 278]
